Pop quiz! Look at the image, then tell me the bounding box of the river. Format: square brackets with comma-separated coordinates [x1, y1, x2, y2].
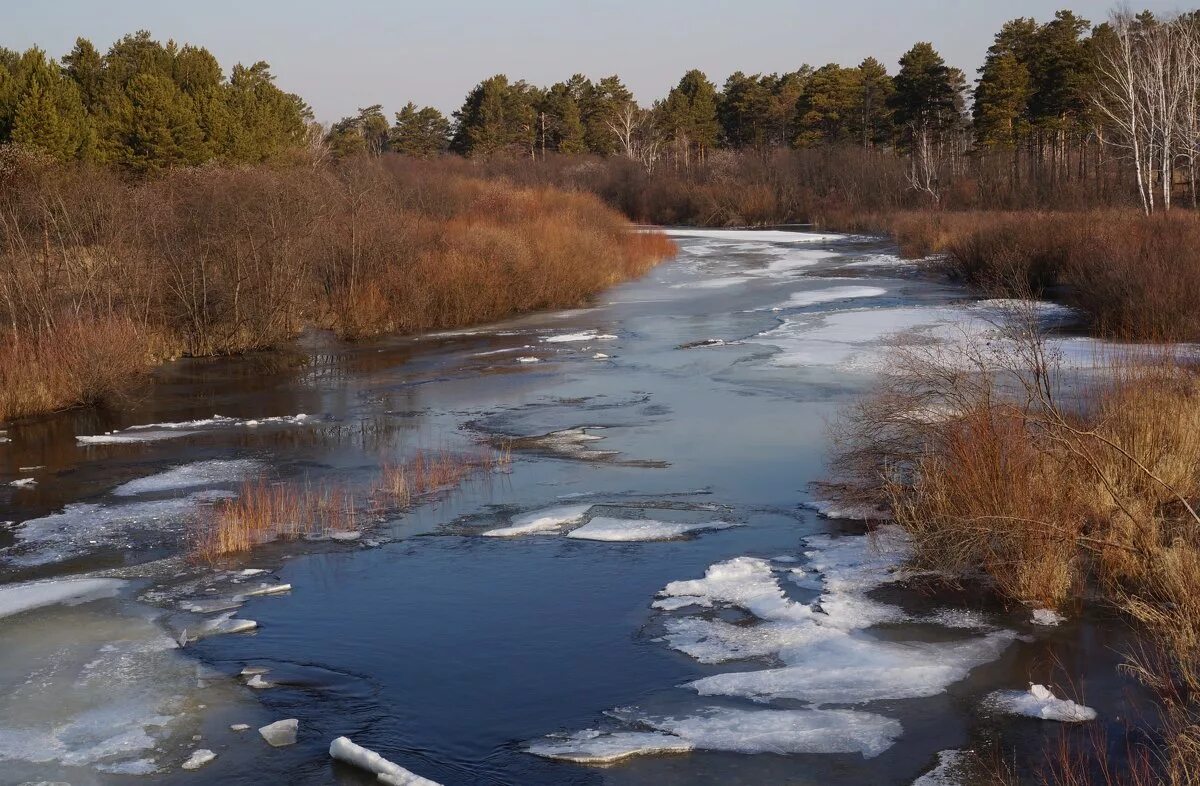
[0, 229, 1141, 785]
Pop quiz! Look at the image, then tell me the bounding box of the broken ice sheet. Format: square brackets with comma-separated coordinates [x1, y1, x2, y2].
[566, 516, 739, 542]
[0, 594, 242, 780]
[529, 706, 901, 763]
[112, 459, 260, 496]
[481, 504, 592, 537]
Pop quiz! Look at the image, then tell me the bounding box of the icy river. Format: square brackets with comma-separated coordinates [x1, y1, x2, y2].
[0, 229, 1140, 785]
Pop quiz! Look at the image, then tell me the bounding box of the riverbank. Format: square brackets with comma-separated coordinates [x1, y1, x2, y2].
[0, 152, 674, 422]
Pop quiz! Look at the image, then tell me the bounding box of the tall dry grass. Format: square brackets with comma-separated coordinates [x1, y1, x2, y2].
[374, 447, 511, 508]
[0, 316, 153, 421]
[0, 153, 675, 421]
[192, 479, 358, 562]
[834, 325, 1200, 782]
[841, 209, 1200, 342]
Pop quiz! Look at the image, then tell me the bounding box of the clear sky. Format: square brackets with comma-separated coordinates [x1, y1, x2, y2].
[4, 1, 1184, 123]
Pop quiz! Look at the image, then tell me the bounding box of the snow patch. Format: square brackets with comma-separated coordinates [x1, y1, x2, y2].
[913, 749, 972, 786]
[182, 749, 216, 770]
[0, 577, 125, 620]
[986, 684, 1097, 722]
[566, 516, 738, 542]
[530, 707, 900, 763]
[1031, 608, 1066, 626]
[662, 228, 847, 244]
[542, 330, 617, 344]
[112, 459, 260, 496]
[77, 414, 311, 445]
[779, 286, 888, 310]
[482, 504, 592, 537]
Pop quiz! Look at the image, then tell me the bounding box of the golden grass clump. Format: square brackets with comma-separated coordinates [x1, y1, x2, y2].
[0, 316, 153, 421]
[192, 479, 358, 562]
[374, 447, 511, 508]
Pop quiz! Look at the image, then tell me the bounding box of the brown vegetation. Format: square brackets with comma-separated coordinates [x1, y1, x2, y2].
[825, 208, 1200, 342]
[374, 447, 511, 508]
[192, 479, 359, 562]
[0, 316, 153, 421]
[834, 322, 1200, 783]
[0, 150, 674, 421]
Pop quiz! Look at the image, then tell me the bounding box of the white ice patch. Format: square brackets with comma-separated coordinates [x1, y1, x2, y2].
[0, 577, 125, 620]
[482, 504, 592, 537]
[778, 286, 888, 310]
[689, 631, 1016, 705]
[182, 749, 216, 770]
[9, 478, 36, 488]
[77, 414, 310, 445]
[986, 684, 1097, 722]
[329, 736, 442, 786]
[1031, 608, 1066, 626]
[566, 516, 738, 542]
[529, 729, 693, 763]
[913, 749, 971, 786]
[7, 495, 216, 566]
[762, 249, 841, 276]
[0, 600, 220, 777]
[671, 275, 755, 290]
[662, 228, 847, 244]
[516, 357, 540, 363]
[542, 330, 617, 343]
[654, 527, 1015, 705]
[803, 498, 892, 521]
[756, 299, 1105, 372]
[530, 707, 900, 763]
[112, 459, 260, 496]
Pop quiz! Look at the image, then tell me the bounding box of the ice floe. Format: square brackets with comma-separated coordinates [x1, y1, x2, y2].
[516, 356, 540, 363]
[986, 684, 1097, 722]
[566, 516, 738, 542]
[656, 527, 1016, 706]
[778, 286, 889, 309]
[0, 577, 125, 620]
[542, 330, 617, 343]
[112, 459, 260, 496]
[0, 597, 225, 778]
[182, 749, 216, 769]
[1031, 608, 1066, 626]
[9, 478, 36, 488]
[6, 495, 217, 566]
[529, 707, 900, 763]
[76, 414, 311, 445]
[482, 504, 592, 537]
[259, 718, 299, 747]
[802, 497, 892, 521]
[329, 736, 442, 785]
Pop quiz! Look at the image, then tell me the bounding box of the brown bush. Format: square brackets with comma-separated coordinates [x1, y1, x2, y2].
[0, 316, 153, 421]
[0, 154, 675, 420]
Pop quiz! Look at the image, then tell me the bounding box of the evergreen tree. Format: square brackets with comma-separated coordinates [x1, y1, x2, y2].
[62, 37, 103, 112]
[792, 64, 860, 147]
[3, 48, 89, 161]
[719, 72, 776, 149]
[451, 75, 535, 157]
[853, 57, 895, 147]
[661, 69, 720, 164]
[580, 75, 633, 153]
[389, 102, 449, 157]
[114, 72, 205, 172]
[327, 104, 389, 157]
[973, 50, 1032, 149]
[537, 82, 586, 153]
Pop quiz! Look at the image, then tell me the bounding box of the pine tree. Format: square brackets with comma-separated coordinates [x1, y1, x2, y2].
[389, 102, 449, 157]
[580, 75, 633, 153]
[5, 48, 89, 161]
[854, 57, 895, 147]
[451, 75, 535, 157]
[662, 69, 720, 165]
[116, 72, 205, 172]
[792, 64, 860, 147]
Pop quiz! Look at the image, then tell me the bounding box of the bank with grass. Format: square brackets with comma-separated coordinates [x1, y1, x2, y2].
[0, 152, 675, 422]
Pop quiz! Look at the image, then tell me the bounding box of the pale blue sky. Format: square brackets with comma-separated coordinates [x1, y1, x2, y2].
[4, 1, 1183, 122]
